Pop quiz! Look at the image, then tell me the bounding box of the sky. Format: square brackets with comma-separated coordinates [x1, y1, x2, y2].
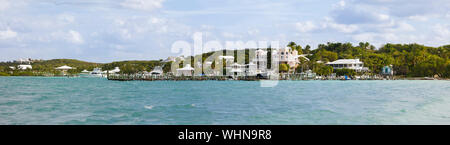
[0, 0, 449, 63]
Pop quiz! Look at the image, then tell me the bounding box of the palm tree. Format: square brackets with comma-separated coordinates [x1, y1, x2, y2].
[287, 42, 297, 49]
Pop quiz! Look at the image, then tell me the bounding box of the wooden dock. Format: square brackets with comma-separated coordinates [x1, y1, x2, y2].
[107, 74, 266, 81]
[107, 74, 392, 81]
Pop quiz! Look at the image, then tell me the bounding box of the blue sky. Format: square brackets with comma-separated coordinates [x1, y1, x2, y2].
[0, 0, 449, 62]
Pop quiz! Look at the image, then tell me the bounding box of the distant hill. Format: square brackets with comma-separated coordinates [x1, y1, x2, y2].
[29, 59, 101, 72]
[34, 59, 100, 65]
[0, 42, 449, 78]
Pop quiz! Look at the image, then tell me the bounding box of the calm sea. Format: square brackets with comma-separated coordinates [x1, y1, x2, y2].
[0, 77, 449, 125]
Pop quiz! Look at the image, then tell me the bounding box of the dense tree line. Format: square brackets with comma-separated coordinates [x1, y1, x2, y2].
[294, 42, 449, 78]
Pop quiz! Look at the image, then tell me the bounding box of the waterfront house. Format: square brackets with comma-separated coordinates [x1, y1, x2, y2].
[230, 63, 245, 76]
[202, 61, 216, 76]
[150, 66, 164, 76]
[55, 65, 73, 75]
[14, 58, 33, 64]
[246, 62, 257, 76]
[326, 59, 369, 72]
[274, 47, 300, 72]
[109, 67, 121, 74]
[55, 65, 73, 70]
[214, 56, 234, 76]
[17, 64, 32, 70]
[176, 64, 194, 76]
[251, 49, 268, 74]
[100, 67, 121, 77]
[218, 56, 234, 63]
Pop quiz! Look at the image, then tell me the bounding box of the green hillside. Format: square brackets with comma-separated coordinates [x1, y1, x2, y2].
[0, 42, 449, 78]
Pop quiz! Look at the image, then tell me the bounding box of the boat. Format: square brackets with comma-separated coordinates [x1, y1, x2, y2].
[88, 68, 104, 77]
[344, 75, 351, 80]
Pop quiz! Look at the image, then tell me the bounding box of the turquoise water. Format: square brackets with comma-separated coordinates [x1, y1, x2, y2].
[0, 77, 449, 125]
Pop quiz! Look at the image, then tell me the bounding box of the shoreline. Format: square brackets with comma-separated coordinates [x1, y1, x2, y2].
[1, 76, 448, 81]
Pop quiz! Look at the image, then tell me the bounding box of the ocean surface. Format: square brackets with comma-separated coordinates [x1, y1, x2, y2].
[0, 77, 449, 125]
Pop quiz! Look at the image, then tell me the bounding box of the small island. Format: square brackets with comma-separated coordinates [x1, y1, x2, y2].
[1, 42, 449, 81]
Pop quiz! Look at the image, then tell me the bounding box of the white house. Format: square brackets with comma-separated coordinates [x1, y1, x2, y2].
[246, 62, 257, 76]
[218, 56, 234, 63]
[176, 64, 194, 76]
[251, 49, 268, 74]
[326, 59, 369, 72]
[275, 47, 299, 70]
[55, 65, 74, 75]
[14, 58, 32, 64]
[108, 67, 121, 74]
[150, 66, 163, 76]
[202, 61, 216, 76]
[17, 65, 32, 70]
[229, 63, 246, 76]
[55, 65, 73, 70]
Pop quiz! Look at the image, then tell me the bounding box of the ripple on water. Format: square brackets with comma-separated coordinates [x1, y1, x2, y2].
[0, 77, 449, 124]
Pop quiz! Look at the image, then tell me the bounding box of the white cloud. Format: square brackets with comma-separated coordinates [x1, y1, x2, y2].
[376, 14, 390, 21]
[393, 22, 415, 32]
[119, 29, 132, 39]
[58, 14, 75, 24]
[321, 18, 359, 33]
[351, 32, 426, 47]
[353, 0, 450, 18]
[1, 0, 450, 62]
[295, 21, 317, 33]
[338, 0, 346, 7]
[352, 33, 376, 42]
[200, 25, 214, 30]
[68, 30, 84, 44]
[324, 22, 358, 33]
[115, 19, 126, 26]
[408, 15, 428, 21]
[150, 17, 163, 24]
[247, 29, 259, 35]
[121, 0, 165, 11]
[331, 2, 392, 25]
[222, 32, 242, 39]
[0, 0, 10, 11]
[433, 24, 450, 38]
[294, 18, 358, 34]
[0, 28, 17, 39]
[428, 24, 450, 45]
[333, 0, 346, 8]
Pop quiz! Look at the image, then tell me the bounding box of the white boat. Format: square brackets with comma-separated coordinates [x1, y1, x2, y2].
[80, 67, 120, 78]
[88, 68, 104, 77]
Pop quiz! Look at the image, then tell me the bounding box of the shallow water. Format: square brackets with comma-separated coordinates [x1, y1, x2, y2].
[0, 77, 449, 124]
